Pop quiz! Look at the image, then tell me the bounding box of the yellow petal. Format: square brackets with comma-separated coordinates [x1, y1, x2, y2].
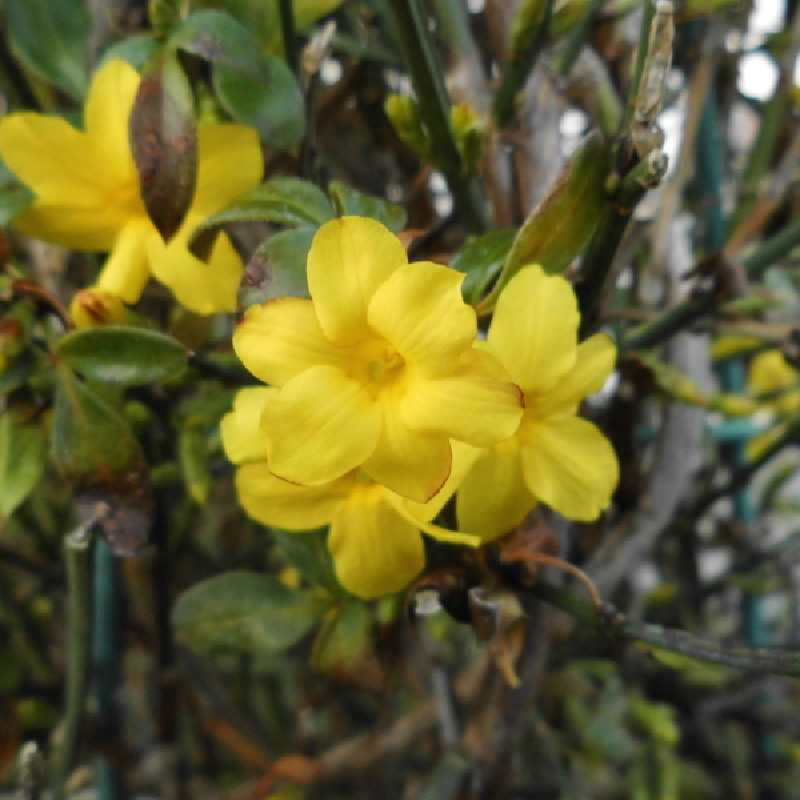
[0, 114, 137, 250]
[488, 265, 579, 394]
[367, 261, 476, 374]
[361, 409, 452, 503]
[520, 416, 618, 521]
[84, 59, 141, 187]
[221, 387, 275, 464]
[536, 333, 616, 417]
[95, 220, 153, 303]
[403, 440, 483, 523]
[745, 423, 787, 461]
[456, 439, 535, 542]
[233, 298, 349, 387]
[749, 350, 797, 395]
[189, 124, 263, 220]
[263, 365, 381, 484]
[148, 230, 242, 314]
[401, 350, 523, 447]
[236, 462, 349, 530]
[328, 486, 424, 598]
[307, 216, 407, 345]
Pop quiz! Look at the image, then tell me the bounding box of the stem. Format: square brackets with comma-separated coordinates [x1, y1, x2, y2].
[278, 0, 298, 74]
[493, 0, 554, 127]
[556, 0, 607, 77]
[387, 0, 488, 233]
[93, 538, 122, 800]
[53, 527, 93, 800]
[620, 0, 656, 133]
[741, 217, 800, 279]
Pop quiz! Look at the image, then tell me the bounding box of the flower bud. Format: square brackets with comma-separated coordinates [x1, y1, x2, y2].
[385, 94, 430, 160]
[450, 102, 484, 175]
[70, 288, 126, 329]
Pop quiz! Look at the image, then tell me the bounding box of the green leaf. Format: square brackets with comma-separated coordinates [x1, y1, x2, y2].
[212, 57, 304, 150]
[311, 601, 372, 672]
[169, 10, 265, 73]
[272, 530, 339, 594]
[0, 158, 33, 226]
[99, 35, 161, 71]
[5, 0, 90, 100]
[480, 131, 610, 312]
[130, 53, 197, 242]
[173, 571, 320, 653]
[250, 226, 316, 300]
[178, 428, 211, 505]
[0, 412, 46, 518]
[56, 326, 188, 385]
[328, 181, 407, 232]
[451, 229, 516, 305]
[169, 10, 305, 149]
[189, 177, 333, 255]
[51, 367, 146, 488]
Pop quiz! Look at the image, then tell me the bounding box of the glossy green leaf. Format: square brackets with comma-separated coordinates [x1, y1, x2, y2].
[178, 428, 211, 505]
[189, 177, 333, 255]
[56, 326, 188, 385]
[6, 0, 90, 100]
[311, 601, 372, 672]
[249, 226, 316, 300]
[328, 181, 407, 232]
[0, 158, 33, 226]
[0, 412, 46, 517]
[172, 571, 320, 653]
[99, 35, 161, 71]
[51, 367, 146, 488]
[451, 229, 515, 305]
[212, 57, 304, 150]
[505, 131, 610, 275]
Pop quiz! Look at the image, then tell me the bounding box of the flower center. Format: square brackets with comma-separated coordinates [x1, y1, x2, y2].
[354, 338, 406, 394]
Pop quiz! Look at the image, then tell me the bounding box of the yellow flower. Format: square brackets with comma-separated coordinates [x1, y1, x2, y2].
[748, 350, 800, 416]
[233, 216, 522, 502]
[221, 387, 480, 599]
[457, 265, 619, 540]
[0, 59, 263, 314]
[69, 288, 126, 328]
[746, 350, 800, 460]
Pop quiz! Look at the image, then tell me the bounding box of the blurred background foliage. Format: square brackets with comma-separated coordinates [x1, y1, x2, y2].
[1, 0, 800, 798]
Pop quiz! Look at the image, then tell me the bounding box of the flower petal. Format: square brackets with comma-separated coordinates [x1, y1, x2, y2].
[536, 333, 616, 417]
[404, 440, 483, 523]
[236, 462, 349, 530]
[329, 488, 424, 598]
[221, 387, 275, 464]
[401, 350, 523, 447]
[361, 410, 452, 503]
[148, 230, 242, 314]
[188, 124, 263, 220]
[367, 261, 475, 374]
[520, 416, 618, 521]
[263, 365, 381, 485]
[84, 59, 141, 186]
[95, 220, 152, 303]
[0, 114, 135, 249]
[233, 298, 349, 387]
[456, 439, 535, 542]
[488, 265, 579, 394]
[307, 216, 407, 344]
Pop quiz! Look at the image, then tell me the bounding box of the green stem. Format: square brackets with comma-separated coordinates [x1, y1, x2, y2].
[556, 0, 607, 77]
[387, 0, 488, 232]
[493, 0, 554, 127]
[526, 577, 800, 678]
[620, 0, 656, 133]
[624, 218, 800, 352]
[93, 539, 122, 800]
[576, 151, 667, 334]
[278, 0, 298, 74]
[53, 528, 93, 800]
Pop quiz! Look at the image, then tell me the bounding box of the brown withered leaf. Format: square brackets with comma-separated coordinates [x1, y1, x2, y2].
[130, 53, 197, 242]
